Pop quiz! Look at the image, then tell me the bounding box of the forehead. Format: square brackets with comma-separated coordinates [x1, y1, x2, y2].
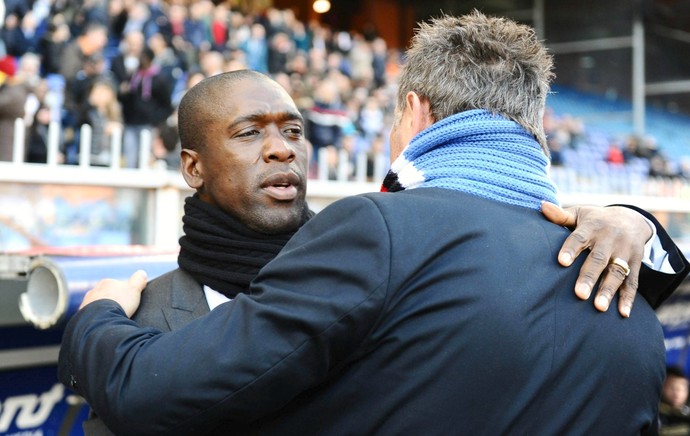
[222, 78, 299, 118]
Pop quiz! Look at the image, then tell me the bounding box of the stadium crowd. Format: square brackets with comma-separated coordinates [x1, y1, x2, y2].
[0, 0, 688, 182]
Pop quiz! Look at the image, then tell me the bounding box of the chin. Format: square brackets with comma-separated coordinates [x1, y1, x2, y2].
[259, 211, 304, 235]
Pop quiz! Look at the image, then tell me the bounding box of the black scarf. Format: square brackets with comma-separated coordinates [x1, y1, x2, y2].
[178, 195, 313, 298]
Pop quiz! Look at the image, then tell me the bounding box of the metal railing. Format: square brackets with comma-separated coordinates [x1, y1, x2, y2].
[3, 118, 690, 249]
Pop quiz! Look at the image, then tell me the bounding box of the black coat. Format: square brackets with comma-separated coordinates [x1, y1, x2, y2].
[120, 69, 173, 126]
[60, 188, 690, 435]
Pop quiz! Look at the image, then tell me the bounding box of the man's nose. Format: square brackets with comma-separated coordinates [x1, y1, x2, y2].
[263, 129, 296, 162]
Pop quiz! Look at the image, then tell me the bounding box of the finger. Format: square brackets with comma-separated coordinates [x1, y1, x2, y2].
[618, 250, 642, 318]
[541, 201, 576, 228]
[592, 261, 629, 312]
[616, 273, 639, 318]
[558, 218, 595, 269]
[572, 246, 610, 300]
[613, 250, 643, 317]
[546, 205, 592, 268]
[129, 270, 148, 291]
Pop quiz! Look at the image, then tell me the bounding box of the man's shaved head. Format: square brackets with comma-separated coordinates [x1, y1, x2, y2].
[178, 70, 278, 151]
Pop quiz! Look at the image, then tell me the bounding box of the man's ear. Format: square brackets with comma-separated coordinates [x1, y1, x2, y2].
[181, 149, 203, 189]
[406, 91, 434, 136]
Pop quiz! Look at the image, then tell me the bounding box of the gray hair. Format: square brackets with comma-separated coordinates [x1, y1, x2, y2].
[396, 11, 554, 151]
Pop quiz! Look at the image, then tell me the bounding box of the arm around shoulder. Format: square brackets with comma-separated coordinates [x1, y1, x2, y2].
[58, 195, 392, 434]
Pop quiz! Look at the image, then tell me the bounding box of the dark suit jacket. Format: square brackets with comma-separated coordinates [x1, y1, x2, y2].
[61, 188, 690, 436]
[132, 268, 210, 332]
[83, 269, 209, 435]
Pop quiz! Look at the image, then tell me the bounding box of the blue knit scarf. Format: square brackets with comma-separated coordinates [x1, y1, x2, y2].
[381, 109, 559, 210]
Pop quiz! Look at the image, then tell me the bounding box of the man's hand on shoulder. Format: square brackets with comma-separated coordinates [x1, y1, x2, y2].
[541, 202, 652, 318]
[79, 270, 148, 318]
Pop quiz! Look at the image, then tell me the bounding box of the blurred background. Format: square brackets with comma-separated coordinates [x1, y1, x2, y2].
[2, 0, 690, 433]
[0, 0, 689, 251]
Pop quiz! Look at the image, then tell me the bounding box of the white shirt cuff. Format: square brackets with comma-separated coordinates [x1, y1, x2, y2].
[642, 216, 674, 273]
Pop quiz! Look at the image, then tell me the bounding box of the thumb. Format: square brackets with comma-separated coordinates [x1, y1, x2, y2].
[128, 270, 148, 291]
[541, 201, 576, 228]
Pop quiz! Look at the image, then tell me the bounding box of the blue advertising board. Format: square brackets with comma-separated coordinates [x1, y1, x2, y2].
[0, 248, 178, 435]
[0, 363, 89, 435]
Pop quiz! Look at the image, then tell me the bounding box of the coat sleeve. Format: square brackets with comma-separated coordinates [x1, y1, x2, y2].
[620, 204, 690, 308]
[58, 195, 391, 435]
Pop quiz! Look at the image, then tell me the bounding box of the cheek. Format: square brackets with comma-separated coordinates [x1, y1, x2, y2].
[389, 127, 403, 162]
[292, 142, 310, 170]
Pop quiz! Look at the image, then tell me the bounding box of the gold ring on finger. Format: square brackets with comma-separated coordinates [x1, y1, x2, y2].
[610, 257, 630, 277]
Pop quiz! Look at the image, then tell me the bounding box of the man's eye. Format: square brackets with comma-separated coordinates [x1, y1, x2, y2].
[237, 130, 259, 138]
[285, 127, 303, 136]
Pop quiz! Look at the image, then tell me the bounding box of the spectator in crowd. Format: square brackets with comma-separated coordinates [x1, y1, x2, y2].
[110, 30, 145, 91]
[37, 15, 70, 76]
[150, 118, 179, 170]
[0, 50, 28, 161]
[659, 366, 690, 435]
[268, 31, 293, 75]
[1, 13, 25, 56]
[59, 22, 108, 163]
[16, 50, 40, 90]
[63, 52, 113, 163]
[105, 0, 127, 56]
[242, 22, 268, 73]
[623, 134, 643, 162]
[120, 46, 173, 168]
[290, 19, 310, 53]
[58, 22, 108, 87]
[172, 69, 204, 108]
[122, 2, 155, 41]
[185, 0, 213, 52]
[167, 3, 200, 71]
[198, 49, 225, 77]
[25, 78, 51, 163]
[85, 79, 122, 166]
[649, 153, 679, 179]
[19, 51, 48, 160]
[366, 132, 388, 181]
[2, 0, 28, 20]
[306, 78, 349, 169]
[148, 31, 182, 86]
[371, 37, 387, 88]
[210, 3, 229, 52]
[548, 135, 565, 167]
[359, 95, 385, 142]
[606, 140, 625, 165]
[349, 33, 373, 86]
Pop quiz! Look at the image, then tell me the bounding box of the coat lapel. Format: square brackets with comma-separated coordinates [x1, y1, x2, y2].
[163, 269, 210, 331]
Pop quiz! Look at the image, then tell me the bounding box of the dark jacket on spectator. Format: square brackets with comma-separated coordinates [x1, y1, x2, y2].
[120, 65, 172, 127]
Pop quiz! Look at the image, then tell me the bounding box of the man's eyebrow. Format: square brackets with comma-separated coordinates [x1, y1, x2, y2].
[227, 111, 304, 130]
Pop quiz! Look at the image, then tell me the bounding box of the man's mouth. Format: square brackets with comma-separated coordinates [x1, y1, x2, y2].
[261, 172, 301, 201]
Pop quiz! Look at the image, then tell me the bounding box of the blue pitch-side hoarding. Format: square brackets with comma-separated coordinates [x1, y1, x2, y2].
[0, 248, 178, 435]
[659, 291, 690, 376]
[0, 364, 90, 435]
[1, 325, 89, 435]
